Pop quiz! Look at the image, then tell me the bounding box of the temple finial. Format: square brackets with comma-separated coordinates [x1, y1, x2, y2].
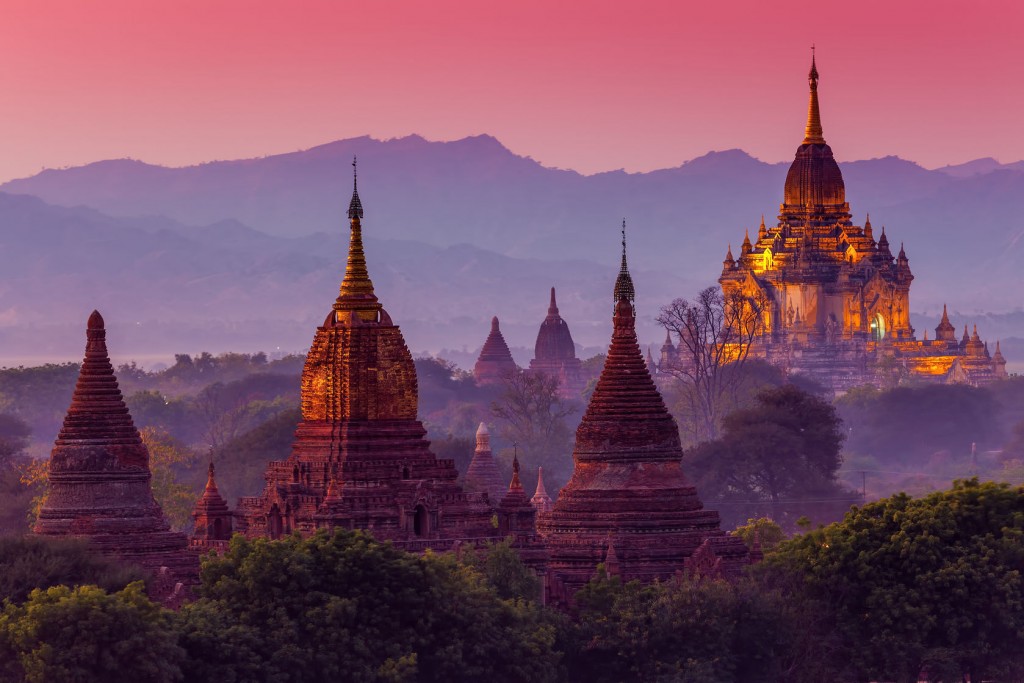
[549, 286, 558, 315]
[803, 49, 825, 144]
[336, 161, 377, 312]
[348, 155, 363, 220]
[613, 219, 636, 304]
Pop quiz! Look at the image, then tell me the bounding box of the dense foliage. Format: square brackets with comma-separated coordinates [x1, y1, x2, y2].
[684, 384, 856, 528]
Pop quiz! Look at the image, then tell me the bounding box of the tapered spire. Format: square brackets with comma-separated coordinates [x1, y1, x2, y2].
[336, 157, 378, 314]
[803, 49, 825, 144]
[613, 219, 635, 304]
[548, 287, 559, 316]
[531, 466, 553, 513]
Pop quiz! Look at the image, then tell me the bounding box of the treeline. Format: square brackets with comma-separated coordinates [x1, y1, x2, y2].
[3, 479, 1024, 682]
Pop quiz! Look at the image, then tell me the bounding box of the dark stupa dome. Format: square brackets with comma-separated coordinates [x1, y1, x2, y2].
[534, 288, 577, 362]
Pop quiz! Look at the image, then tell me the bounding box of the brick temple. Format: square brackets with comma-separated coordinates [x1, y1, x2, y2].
[715, 55, 1007, 390]
[473, 316, 518, 385]
[463, 422, 506, 504]
[232, 166, 498, 548]
[529, 287, 585, 399]
[33, 311, 199, 601]
[538, 229, 749, 604]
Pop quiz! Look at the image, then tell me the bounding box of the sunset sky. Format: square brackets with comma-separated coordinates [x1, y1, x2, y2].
[0, 0, 1020, 181]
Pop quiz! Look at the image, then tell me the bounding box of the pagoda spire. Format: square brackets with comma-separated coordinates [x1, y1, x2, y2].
[531, 466, 553, 513]
[336, 156, 379, 315]
[548, 286, 559, 316]
[613, 219, 635, 304]
[803, 48, 825, 144]
[508, 452, 523, 492]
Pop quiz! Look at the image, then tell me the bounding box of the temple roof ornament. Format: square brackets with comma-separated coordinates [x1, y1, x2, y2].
[613, 219, 636, 304]
[804, 50, 825, 144]
[335, 157, 379, 317]
[531, 466, 553, 513]
[783, 52, 846, 209]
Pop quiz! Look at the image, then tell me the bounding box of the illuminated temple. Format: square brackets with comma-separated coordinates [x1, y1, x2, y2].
[717, 55, 1007, 390]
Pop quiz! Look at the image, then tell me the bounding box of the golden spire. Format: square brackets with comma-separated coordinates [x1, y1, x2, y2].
[803, 47, 826, 144]
[335, 156, 380, 318]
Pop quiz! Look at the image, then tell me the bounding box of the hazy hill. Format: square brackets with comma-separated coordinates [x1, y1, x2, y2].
[4, 135, 1023, 315]
[0, 192, 691, 366]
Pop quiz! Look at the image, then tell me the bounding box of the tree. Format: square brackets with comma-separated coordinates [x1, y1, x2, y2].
[179, 530, 563, 683]
[0, 582, 185, 683]
[0, 535, 144, 604]
[764, 479, 1024, 682]
[491, 369, 577, 484]
[0, 414, 30, 467]
[567, 570, 794, 683]
[657, 286, 768, 442]
[684, 384, 854, 528]
[140, 427, 201, 531]
[459, 538, 542, 602]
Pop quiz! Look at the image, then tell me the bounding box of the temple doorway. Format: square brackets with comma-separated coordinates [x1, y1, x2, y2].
[413, 504, 428, 536]
[870, 313, 886, 341]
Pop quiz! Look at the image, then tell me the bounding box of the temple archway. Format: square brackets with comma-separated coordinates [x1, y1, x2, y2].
[413, 504, 428, 536]
[268, 504, 283, 539]
[870, 313, 886, 341]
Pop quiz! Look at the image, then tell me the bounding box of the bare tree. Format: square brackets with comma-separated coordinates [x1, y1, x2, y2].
[656, 286, 768, 442]
[491, 369, 577, 482]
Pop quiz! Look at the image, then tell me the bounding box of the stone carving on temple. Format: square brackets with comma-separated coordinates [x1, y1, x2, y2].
[528, 287, 585, 399]
[233, 161, 498, 549]
[719, 54, 1006, 390]
[537, 229, 748, 605]
[33, 311, 199, 602]
[474, 316, 519, 386]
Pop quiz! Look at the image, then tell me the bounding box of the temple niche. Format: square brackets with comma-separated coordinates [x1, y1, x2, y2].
[538, 231, 749, 605]
[528, 287, 585, 399]
[230, 165, 501, 549]
[33, 311, 199, 603]
[718, 55, 1007, 391]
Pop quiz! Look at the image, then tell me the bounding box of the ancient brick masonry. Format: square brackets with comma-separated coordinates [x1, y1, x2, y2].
[233, 167, 496, 548]
[473, 316, 518, 385]
[190, 461, 233, 550]
[463, 422, 506, 505]
[33, 311, 199, 599]
[538, 238, 748, 603]
[529, 287, 584, 399]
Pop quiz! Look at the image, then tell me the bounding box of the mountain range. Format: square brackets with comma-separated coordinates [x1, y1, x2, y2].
[0, 135, 1021, 367]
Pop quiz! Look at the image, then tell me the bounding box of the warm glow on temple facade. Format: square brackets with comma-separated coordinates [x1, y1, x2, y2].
[717, 55, 1006, 390]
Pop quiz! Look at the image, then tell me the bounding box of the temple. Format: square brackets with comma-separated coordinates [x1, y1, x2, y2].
[33, 311, 199, 602]
[529, 287, 585, 399]
[463, 422, 506, 504]
[717, 54, 1007, 390]
[232, 163, 498, 548]
[473, 316, 518, 385]
[538, 229, 749, 604]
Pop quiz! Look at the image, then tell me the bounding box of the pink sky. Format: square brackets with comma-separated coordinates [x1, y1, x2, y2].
[0, 0, 1020, 181]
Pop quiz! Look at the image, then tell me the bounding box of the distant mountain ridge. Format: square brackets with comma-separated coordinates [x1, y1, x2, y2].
[1, 134, 1023, 363]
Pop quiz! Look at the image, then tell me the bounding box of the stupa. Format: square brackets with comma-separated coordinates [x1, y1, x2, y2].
[529, 287, 584, 399]
[463, 422, 506, 504]
[190, 461, 233, 550]
[538, 226, 749, 603]
[473, 316, 518, 385]
[33, 311, 199, 596]
[234, 162, 496, 547]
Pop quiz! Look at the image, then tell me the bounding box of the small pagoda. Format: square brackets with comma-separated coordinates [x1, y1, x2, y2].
[473, 317, 518, 385]
[33, 311, 199, 598]
[463, 422, 506, 504]
[537, 225, 749, 603]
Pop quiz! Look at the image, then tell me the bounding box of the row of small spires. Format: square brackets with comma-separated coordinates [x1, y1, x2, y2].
[723, 216, 906, 267]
